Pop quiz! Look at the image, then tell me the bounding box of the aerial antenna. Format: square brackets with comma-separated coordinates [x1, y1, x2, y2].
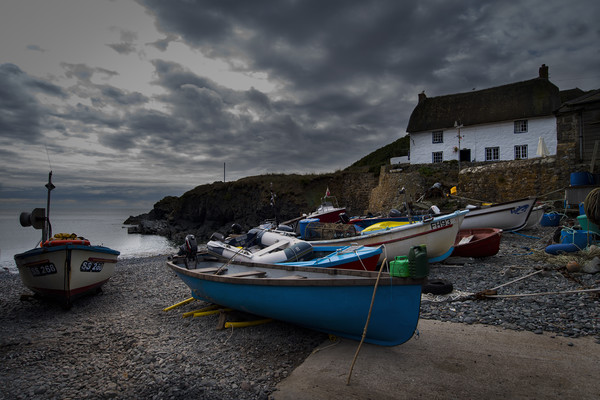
[45, 144, 53, 171]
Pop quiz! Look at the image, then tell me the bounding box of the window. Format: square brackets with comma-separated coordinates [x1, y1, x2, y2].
[432, 151, 443, 163]
[485, 147, 499, 161]
[514, 120, 528, 133]
[432, 131, 443, 143]
[514, 145, 528, 159]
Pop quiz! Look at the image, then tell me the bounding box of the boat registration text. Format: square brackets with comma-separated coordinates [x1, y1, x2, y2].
[430, 219, 453, 230]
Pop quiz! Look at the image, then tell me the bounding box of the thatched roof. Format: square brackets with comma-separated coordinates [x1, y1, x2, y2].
[406, 77, 561, 133]
[556, 89, 600, 114]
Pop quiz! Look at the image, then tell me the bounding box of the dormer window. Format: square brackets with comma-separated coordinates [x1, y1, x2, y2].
[432, 130, 443, 143]
[514, 120, 528, 133]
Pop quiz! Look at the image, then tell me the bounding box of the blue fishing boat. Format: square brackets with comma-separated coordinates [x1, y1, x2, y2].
[283, 245, 383, 271]
[167, 255, 425, 346]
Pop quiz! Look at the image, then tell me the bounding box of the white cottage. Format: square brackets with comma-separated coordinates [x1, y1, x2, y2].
[407, 65, 562, 165]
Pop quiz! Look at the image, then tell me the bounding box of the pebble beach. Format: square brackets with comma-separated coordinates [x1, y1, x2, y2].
[1, 225, 599, 399]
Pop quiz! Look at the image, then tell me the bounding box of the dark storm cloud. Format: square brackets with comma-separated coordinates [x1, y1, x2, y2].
[0, 63, 66, 142]
[134, 0, 599, 179]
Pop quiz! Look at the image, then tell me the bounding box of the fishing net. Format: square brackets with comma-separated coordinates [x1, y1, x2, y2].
[584, 187, 600, 226]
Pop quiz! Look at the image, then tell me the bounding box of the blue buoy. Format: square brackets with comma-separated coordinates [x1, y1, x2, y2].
[545, 243, 580, 255]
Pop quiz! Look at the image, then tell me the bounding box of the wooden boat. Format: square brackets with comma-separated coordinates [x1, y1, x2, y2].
[459, 197, 537, 231]
[450, 228, 503, 258]
[205, 229, 382, 271]
[305, 210, 469, 263]
[167, 255, 425, 346]
[13, 172, 119, 307]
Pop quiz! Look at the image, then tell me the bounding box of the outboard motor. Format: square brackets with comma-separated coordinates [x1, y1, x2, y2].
[389, 208, 402, 218]
[338, 212, 350, 224]
[178, 234, 198, 269]
[229, 223, 243, 235]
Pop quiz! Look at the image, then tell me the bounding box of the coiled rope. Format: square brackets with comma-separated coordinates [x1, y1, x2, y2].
[584, 188, 600, 226]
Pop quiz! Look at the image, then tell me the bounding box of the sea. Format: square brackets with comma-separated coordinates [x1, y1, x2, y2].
[0, 208, 178, 274]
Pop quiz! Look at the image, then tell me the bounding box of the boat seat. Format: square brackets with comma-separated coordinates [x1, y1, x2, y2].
[194, 267, 223, 274]
[227, 270, 267, 278]
[277, 275, 307, 279]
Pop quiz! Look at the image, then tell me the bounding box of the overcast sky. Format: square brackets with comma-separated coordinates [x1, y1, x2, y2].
[1, 0, 599, 212]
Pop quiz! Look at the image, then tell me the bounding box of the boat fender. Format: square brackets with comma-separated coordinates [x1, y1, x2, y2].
[545, 243, 580, 255]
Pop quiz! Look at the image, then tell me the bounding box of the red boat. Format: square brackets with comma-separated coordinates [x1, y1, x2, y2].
[451, 228, 503, 258]
[305, 188, 346, 223]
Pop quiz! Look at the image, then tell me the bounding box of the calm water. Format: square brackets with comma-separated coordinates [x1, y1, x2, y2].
[0, 208, 178, 273]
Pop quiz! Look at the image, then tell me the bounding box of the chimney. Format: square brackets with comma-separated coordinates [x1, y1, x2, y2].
[539, 64, 549, 80]
[418, 91, 427, 104]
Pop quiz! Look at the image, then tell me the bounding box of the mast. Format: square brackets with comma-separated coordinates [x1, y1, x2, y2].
[45, 171, 55, 241]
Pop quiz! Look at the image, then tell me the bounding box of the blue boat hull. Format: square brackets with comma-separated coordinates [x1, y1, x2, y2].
[169, 260, 423, 346]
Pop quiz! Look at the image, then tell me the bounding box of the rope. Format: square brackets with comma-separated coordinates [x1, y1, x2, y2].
[483, 288, 600, 298]
[584, 188, 600, 226]
[347, 257, 387, 386]
[507, 231, 541, 240]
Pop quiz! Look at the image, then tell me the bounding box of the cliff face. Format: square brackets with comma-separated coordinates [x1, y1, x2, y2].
[127, 156, 572, 245]
[126, 170, 380, 243]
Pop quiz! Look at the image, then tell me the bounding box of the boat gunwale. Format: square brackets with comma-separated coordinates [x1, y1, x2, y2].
[309, 209, 467, 246]
[167, 259, 425, 287]
[14, 244, 120, 260]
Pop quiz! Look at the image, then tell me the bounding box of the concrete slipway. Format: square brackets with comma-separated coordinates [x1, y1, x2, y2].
[273, 319, 599, 399]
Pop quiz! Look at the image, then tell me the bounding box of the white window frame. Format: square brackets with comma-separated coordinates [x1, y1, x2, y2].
[432, 151, 443, 163]
[514, 120, 528, 133]
[432, 131, 443, 144]
[514, 144, 528, 160]
[485, 147, 499, 161]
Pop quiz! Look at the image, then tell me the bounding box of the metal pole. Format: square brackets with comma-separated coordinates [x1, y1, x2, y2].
[45, 171, 55, 241]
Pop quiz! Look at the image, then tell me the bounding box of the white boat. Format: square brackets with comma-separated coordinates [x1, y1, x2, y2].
[523, 205, 544, 229]
[306, 210, 469, 263]
[460, 197, 537, 231]
[13, 172, 120, 307]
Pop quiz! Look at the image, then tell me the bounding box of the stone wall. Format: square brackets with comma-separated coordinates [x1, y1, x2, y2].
[367, 156, 577, 213]
[456, 157, 569, 203]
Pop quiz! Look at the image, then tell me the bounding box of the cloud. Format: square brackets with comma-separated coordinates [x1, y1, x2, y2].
[1, 0, 599, 211]
[26, 44, 45, 52]
[0, 63, 66, 143]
